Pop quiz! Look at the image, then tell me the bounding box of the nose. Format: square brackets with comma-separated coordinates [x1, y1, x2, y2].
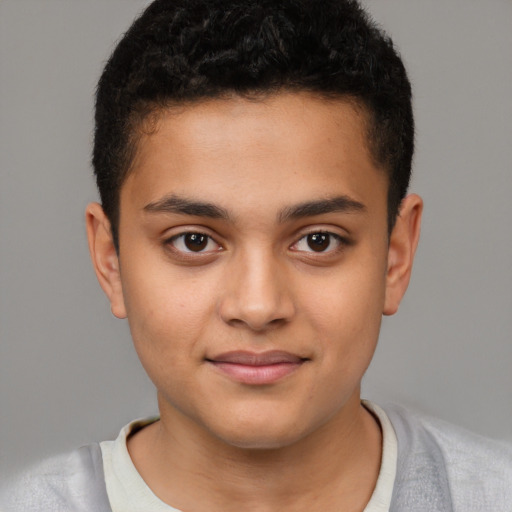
[218, 249, 295, 332]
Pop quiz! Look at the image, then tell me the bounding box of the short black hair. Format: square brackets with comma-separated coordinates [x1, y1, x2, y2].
[93, 0, 413, 249]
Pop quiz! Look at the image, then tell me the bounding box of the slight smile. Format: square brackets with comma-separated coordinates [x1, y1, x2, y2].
[206, 351, 309, 385]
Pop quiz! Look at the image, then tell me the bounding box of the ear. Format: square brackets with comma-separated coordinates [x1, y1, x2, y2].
[383, 194, 423, 316]
[85, 203, 127, 319]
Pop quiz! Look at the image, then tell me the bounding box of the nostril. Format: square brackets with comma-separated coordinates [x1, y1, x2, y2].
[217, 262, 296, 330]
[225, 316, 286, 332]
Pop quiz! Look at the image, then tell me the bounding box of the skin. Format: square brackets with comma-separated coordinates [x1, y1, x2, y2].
[86, 92, 422, 511]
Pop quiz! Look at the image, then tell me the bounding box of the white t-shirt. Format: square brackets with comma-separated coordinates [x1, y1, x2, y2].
[100, 401, 398, 512]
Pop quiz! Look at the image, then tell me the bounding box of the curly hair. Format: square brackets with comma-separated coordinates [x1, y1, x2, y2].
[93, 0, 413, 249]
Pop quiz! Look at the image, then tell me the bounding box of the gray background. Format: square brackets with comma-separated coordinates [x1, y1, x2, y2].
[1, 0, 511, 476]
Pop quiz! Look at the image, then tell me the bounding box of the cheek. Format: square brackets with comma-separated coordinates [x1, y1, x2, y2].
[301, 256, 386, 366]
[120, 261, 218, 367]
[123, 285, 214, 402]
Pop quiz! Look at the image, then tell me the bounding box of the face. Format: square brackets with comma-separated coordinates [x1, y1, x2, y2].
[88, 92, 420, 449]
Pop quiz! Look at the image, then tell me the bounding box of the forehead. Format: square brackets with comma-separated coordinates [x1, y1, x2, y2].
[122, 92, 387, 220]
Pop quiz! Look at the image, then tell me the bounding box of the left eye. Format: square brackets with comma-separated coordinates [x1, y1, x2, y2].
[168, 233, 220, 253]
[292, 232, 342, 253]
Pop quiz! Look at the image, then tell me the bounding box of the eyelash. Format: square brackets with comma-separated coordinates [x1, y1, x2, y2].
[290, 231, 347, 255]
[166, 232, 223, 255]
[164, 230, 349, 258]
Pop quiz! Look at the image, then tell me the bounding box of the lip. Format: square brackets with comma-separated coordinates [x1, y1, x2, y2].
[206, 350, 307, 385]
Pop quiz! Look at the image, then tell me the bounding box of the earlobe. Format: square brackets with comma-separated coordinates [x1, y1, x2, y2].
[85, 203, 127, 319]
[383, 194, 423, 316]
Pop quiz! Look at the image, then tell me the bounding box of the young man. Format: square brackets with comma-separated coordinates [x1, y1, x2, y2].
[2, 0, 511, 510]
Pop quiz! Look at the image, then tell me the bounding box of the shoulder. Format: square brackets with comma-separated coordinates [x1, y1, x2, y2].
[383, 403, 512, 511]
[0, 443, 111, 512]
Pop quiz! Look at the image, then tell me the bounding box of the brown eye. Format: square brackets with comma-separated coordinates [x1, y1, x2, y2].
[307, 233, 330, 252]
[184, 233, 208, 251]
[168, 232, 221, 254]
[291, 232, 344, 254]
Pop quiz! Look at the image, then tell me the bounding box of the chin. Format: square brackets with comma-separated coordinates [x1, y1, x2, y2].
[217, 432, 303, 451]
[207, 415, 314, 451]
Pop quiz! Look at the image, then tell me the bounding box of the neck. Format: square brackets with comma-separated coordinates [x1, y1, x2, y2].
[128, 392, 382, 512]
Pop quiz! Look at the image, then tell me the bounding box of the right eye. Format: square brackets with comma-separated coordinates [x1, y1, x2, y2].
[167, 232, 222, 254]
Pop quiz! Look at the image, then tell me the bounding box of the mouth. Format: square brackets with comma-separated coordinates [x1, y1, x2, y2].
[206, 350, 309, 385]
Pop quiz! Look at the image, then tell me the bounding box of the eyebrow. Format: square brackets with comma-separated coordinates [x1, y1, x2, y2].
[144, 195, 230, 219]
[278, 196, 366, 222]
[143, 194, 366, 222]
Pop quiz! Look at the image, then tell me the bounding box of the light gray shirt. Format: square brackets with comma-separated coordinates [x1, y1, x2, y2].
[2, 403, 511, 511]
